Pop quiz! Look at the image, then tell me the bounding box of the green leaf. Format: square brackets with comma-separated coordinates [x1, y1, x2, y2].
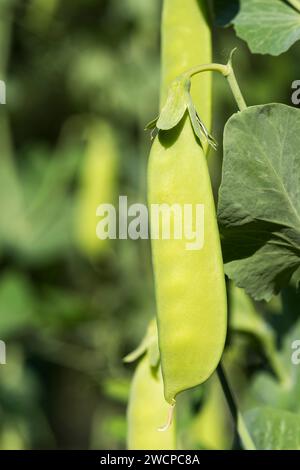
[156, 78, 189, 130]
[233, 0, 300, 56]
[218, 104, 300, 301]
[245, 406, 300, 450]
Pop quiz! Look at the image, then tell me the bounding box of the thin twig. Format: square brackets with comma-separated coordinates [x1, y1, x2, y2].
[182, 53, 247, 112]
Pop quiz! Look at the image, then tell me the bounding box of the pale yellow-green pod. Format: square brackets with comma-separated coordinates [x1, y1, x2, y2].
[127, 354, 176, 450]
[148, 116, 227, 404]
[191, 375, 232, 450]
[230, 284, 289, 386]
[161, 0, 212, 133]
[75, 120, 118, 258]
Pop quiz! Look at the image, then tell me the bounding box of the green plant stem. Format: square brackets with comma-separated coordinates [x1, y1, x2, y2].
[188, 62, 229, 78]
[184, 58, 247, 112]
[287, 0, 300, 13]
[225, 63, 247, 112]
[217, 364, 256, 450]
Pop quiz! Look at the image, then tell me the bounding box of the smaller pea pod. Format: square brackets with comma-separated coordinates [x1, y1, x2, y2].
[75, 120, 118, 258]
[126, 321, 176, 450]
[230, 284, 289, 386]
[191, 375, 232, 450]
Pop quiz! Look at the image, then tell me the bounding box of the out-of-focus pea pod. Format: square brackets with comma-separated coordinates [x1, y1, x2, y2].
[161, 0, 212, 137]
[75, 120, 118, 258]
[191, 375, 232, 450]
[230, 285, 289, 386]
[126, 321, 176, 450]
[127, 355, 176, 450]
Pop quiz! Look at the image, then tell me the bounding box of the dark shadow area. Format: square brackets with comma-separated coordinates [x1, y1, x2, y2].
[213, 0, 240, 27]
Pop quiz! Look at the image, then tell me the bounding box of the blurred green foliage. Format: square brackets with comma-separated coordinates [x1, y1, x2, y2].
[0, 0, 299, 450]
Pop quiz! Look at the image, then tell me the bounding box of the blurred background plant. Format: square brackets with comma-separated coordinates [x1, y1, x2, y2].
[0, 0, 299, 449]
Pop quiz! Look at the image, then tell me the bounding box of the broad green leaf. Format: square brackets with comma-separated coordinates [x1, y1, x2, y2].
[218, 104, 300, 301]
[233, 0, 300, 56]
[245, 407, 300, 450]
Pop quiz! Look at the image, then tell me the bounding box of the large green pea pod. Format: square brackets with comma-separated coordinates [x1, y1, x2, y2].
[148, 0, 226, 407]
[148, 117, 227, 404]
[75, 120, 118, 258]
[161, 0, 212, 133]
[127, 354, 176, 450]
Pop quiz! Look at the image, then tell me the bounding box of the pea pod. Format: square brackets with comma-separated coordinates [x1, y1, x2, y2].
[191, 375, 232, 449]
[161, 0, 212, 133]
[230, 285, 288, 386]
[75, 120, 118, 258]
[127, 352, 176, 449]
[148, 0, 227, 405]
[148, 118, 227, 404]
